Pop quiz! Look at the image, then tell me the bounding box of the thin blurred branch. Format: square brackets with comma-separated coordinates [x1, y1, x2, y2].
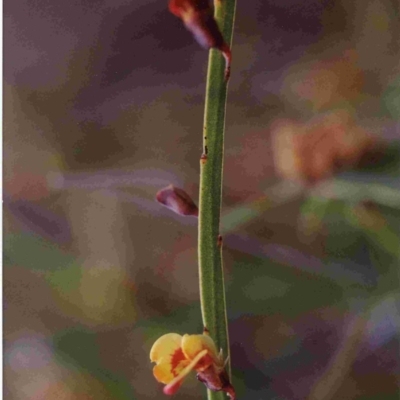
[307, 314, 367, 400]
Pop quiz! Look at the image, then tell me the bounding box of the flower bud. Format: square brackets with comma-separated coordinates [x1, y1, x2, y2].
[156, 185, 198, 217]
[169, 0, 231, 78]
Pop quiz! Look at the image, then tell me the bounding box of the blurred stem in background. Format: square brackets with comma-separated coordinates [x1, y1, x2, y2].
[198, 1, 236, 399]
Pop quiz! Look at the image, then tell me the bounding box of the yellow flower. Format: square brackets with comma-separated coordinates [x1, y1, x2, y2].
[150, 332, 235, 399]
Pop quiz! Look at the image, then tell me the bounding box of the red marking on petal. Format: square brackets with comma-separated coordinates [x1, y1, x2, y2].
[170, 348, 187, 376]
[193, 353, 214, 371]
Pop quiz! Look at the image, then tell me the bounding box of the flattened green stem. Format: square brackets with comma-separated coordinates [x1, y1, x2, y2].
[198, 1, 236, 399]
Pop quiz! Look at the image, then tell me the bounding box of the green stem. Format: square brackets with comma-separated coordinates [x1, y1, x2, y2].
[198, 1, 236, 399]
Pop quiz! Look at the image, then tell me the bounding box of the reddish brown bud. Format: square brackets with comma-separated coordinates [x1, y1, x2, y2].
[197, 366, 236, 400]
[169, 0, 231, 78]
[156, 185, 198, 217]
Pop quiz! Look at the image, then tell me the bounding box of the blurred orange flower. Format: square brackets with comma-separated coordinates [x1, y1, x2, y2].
[272, 111, 382, 184]
[290, 49, 364, 111]
[150, 332, 235, 399]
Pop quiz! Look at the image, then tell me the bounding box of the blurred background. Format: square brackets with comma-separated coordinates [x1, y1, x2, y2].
[4, 0, 400, 399]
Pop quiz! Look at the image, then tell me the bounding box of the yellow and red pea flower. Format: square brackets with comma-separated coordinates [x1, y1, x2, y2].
[150, 332, 235, 399]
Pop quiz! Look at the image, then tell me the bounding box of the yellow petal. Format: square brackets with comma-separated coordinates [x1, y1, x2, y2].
[150, 333, 182, 363]
[181, 334, 220, 370]
[153, 357, 188, 385]
[150, 333, 190, 384]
